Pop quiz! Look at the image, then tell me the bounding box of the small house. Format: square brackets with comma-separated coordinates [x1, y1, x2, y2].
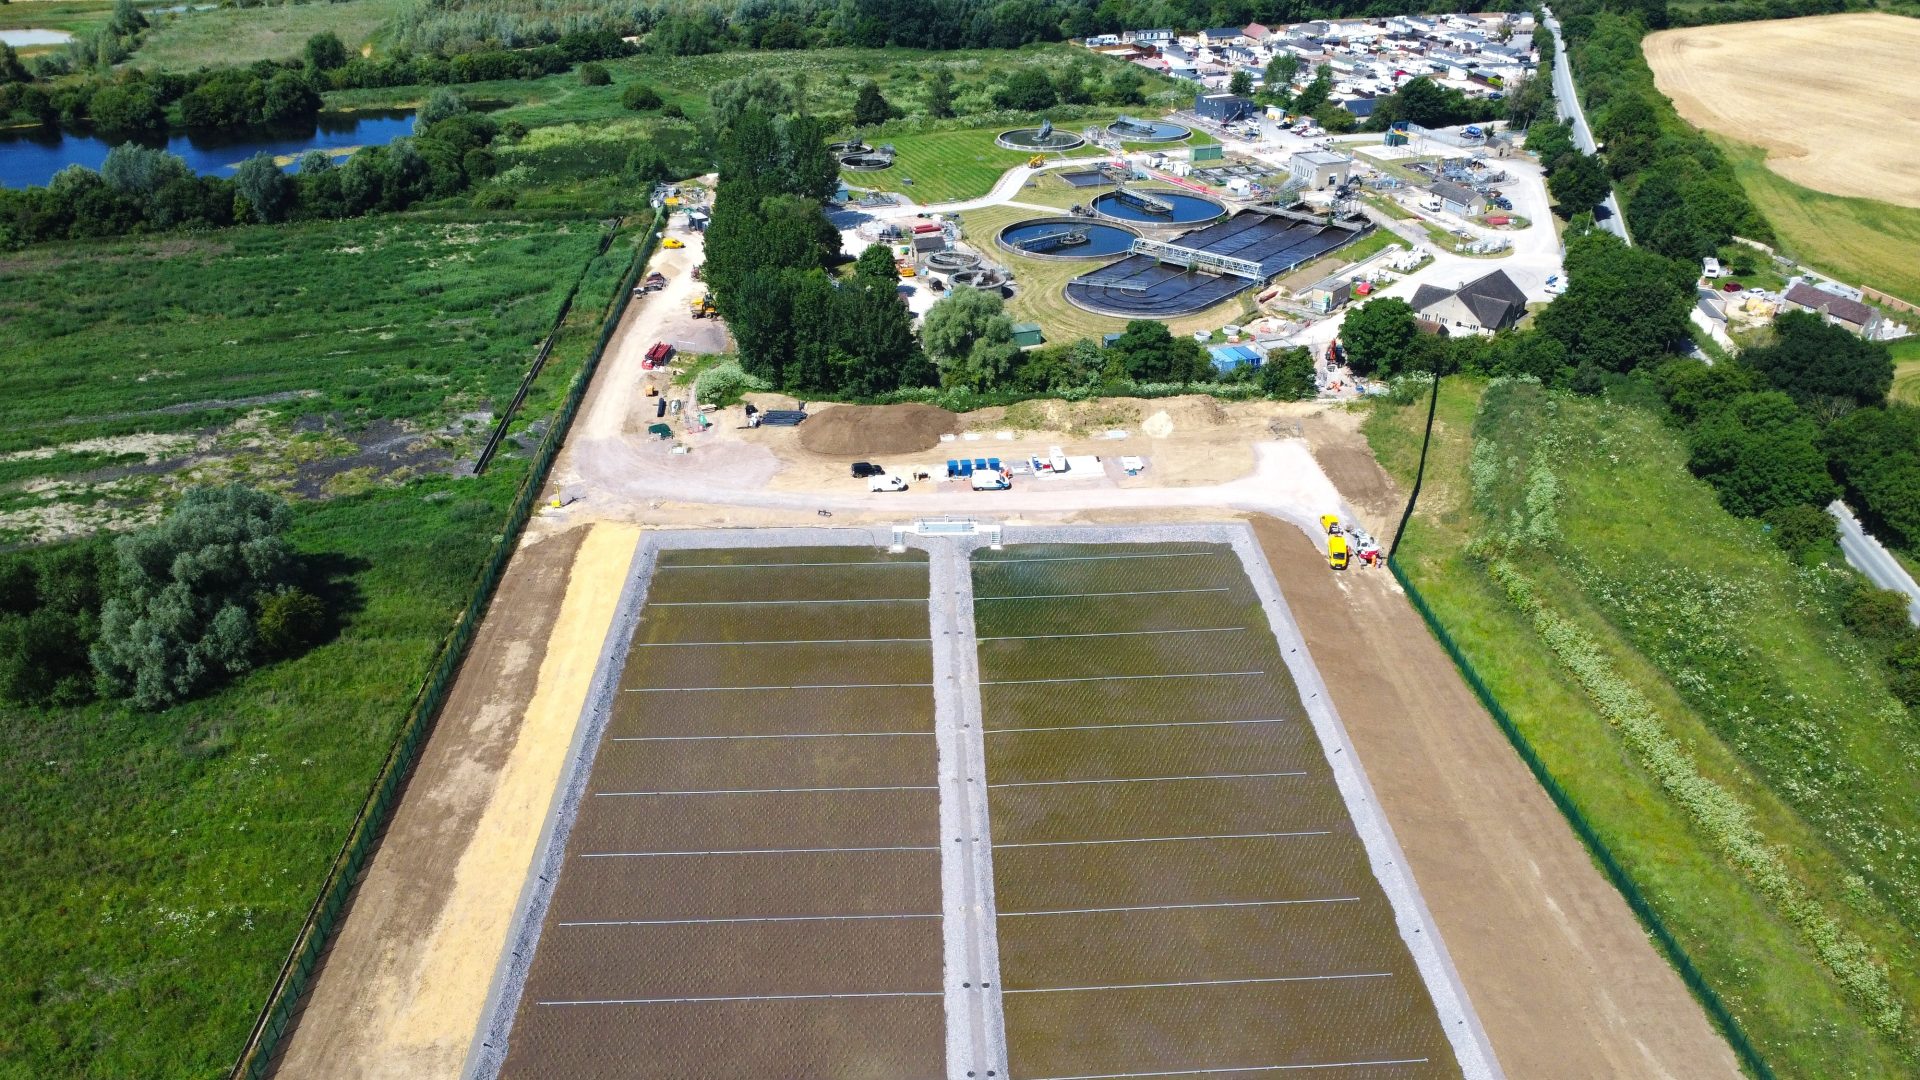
[1201, 27, 1246, 46]
[1409, 268, 1529, 333]
[1782, 282, 1883, 337]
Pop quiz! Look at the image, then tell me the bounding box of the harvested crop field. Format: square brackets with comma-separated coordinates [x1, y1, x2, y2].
[796, 402, 962, 456]
[493, 546, 946, 1080]
[1645, 15, 1920, 208]
[972, 542, 1463, 1079]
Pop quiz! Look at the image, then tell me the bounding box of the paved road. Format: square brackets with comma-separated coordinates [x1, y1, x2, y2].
[1541, 6, 1630, 242]
[1829, 500, 1920, 625]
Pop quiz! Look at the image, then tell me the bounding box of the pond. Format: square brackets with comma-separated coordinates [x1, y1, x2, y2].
[0, 110, 418, 189]
[0, 29, 74, 47]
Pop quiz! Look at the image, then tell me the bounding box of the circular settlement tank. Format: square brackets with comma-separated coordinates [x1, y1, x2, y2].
[951, 267, 1010, 293]
[827, 140, 868, 155]
[1106, 117, 1192, 142]
[997, 218, 1139, 259]
[926, 250, 980, 272]
[839, 148, 894, 170]
[1089, 189, 1225, 225]
[995, 126, 1087, 152]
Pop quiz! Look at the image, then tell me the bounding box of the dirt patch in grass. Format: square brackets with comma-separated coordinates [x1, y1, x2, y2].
[796, 402, 961, 456]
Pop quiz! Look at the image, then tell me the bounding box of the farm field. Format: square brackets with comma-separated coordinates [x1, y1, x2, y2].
[1892, 337, 1920, 406]
[1645, 15, 1920, 209]
[972, 543, 1461, 1078]
[0, 213, 633, 544]
[1713, 137, 1920, 306]
[496, 546, 946, 1078]
[1365, 380, 1920, 1077]
[0, 210, 640, 1080]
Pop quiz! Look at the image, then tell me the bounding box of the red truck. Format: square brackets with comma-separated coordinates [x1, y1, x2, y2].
[643, 342, 673, 369]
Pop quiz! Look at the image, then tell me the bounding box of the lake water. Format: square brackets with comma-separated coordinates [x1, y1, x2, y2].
[0, 29, 74, 47]
[0, 110, 418, 189]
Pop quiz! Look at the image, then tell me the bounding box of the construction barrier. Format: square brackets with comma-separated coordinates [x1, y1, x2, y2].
[1386, 557, 1777, 1080]
[227, 208, 664, 1080]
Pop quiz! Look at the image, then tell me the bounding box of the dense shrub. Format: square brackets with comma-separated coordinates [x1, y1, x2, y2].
[91, 486, 296, 709]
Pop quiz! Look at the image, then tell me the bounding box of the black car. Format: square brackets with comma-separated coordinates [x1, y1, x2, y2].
[850, 462, 885, 478]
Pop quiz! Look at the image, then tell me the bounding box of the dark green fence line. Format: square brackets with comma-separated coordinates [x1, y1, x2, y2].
[1385, 557, 1776, 1080]
[229, 208, 664, 1080]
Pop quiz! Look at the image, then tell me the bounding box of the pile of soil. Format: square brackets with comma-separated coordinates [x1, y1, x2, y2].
[797, 403, 962, 456]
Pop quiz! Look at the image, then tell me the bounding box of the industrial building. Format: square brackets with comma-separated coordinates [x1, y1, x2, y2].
[1290, 150, 1354, 189]
[1193, 92, 1258, 123]
[1065, 207, 1372, 317]
[1410, 268, 1529, 333]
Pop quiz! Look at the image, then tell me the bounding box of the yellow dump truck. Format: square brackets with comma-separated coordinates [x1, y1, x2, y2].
[689, 295, 715, 319]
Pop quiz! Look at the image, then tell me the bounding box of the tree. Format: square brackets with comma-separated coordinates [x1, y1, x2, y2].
[1260, 347, 1317, 400]
[88, 84, 164, 134]
[1537, 231, 1692, 373]
[853, 81, 895, 127]
[853, 241, 899, 283]
[101, 144, 189, 196]
[1547, 150, 1609, 217]
[1340, 297, 1418, 377]
[923, 285, 1012, 368]
[994, 67, 1057, 111]
[708, 72, 797, 133]
[257, 585, 325, 657]
[1291, 67, 1331, 115]
[107, 0, 147, 36]
[414, 88, 467, 130]
[578, 62, 611, 86]
[0, 43, 28, 85]
[1685, 391, 1835, 518]
[1821, 405, 1920, 547]
[1761, 503, 1837, 564]
[0, 541, 108, 706]
[1264, 54, 1299, 99]
[1842, 584, 1913, 640]
[1742, 310, 1893, 416]
[1228, 69, 1253, 97]
[926, 67, 956, 118]
[232, 153, 293, 222]
[1526, 118, 1574, 168]
[92, 486, 295, 708]
[1103, 320, 1213, 383]
[304, 31, 348, 71]
[1102, 67, 1144, 106]
[622, 83, 663, 111]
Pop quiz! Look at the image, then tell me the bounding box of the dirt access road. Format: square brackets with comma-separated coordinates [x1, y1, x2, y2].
[1646, 14, 1920, 209]
[275, 208, 1743, 1079]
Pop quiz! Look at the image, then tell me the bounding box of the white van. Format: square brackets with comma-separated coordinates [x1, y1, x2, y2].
[971, 472, 1011, 491]
[1703, 257, 1722, 279]
[868, 474, 908, 492]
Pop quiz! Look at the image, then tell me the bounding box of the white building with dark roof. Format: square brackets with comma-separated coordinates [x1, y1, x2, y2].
[1410, 269, 1530, 333]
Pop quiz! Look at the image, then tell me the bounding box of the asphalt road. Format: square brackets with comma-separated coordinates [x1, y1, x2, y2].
[1829, 501, 1920, 625]
[1541, 7, 1630, 242]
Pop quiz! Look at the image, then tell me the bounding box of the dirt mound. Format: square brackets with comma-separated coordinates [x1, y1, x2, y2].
[797, 403, 962, 456]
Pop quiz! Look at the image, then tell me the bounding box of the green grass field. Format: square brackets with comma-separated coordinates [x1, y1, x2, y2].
[1366, 380, 1920, 1077]
[0, 212, 639, 1077]
[0, 0, 111, 38]
[1891, 337, 1920, 406]
[847, 120, 1217, 205]
[1716, 137, 1920, 307]
[131, 0, 407, 71]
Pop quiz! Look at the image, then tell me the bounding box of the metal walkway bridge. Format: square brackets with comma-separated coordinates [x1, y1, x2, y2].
[1113, 185, 1174, 214]
[1128, 237, 1264, 280]
[1011, 227, 1090, 253]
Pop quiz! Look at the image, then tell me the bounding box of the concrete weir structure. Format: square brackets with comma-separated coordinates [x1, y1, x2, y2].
[467, 523, 1500, 1080]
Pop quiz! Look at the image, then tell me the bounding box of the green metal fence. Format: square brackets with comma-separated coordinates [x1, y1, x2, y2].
[228, 209, 664, 1080]
[1386, 557, 1775, 1080]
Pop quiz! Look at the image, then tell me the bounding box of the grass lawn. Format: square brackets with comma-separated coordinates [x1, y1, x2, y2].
[1891, 337, 1920, 406]
[0, 209, 639, 1078]
[847, 118, 1217, 205]
[0, 0, 112, 37]
[1366, 380, 1920, 1076]
[131, 0, 408, 71]
[954, 202, 1249, 343]
[1716, 136, 1920, 306]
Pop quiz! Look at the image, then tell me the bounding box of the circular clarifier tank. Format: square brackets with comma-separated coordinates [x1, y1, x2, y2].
[996, 218, 1139, 259]
[995, 124, 1086, 152]
[1106, 117, 1192, 142]
[1088, 189, 1225, 225]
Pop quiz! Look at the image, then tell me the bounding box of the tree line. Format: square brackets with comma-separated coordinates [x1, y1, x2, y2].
[0, 92, 503, 247]
[0, 28, 632, 137]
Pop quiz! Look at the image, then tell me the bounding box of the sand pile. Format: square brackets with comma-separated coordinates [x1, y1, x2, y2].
[797, 403, 962, 456]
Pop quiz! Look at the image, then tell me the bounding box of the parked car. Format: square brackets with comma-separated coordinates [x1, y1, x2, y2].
[850, 462, 885, 478]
